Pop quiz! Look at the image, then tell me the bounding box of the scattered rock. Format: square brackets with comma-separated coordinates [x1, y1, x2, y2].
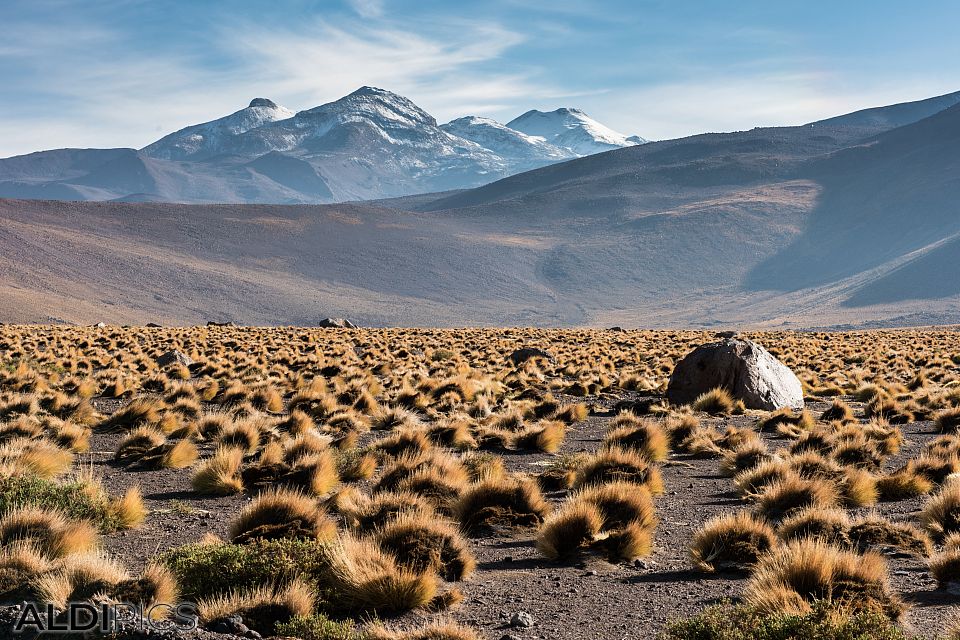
[206, 321, 235, 327]
[510, 612, 535, 628]
[609, 326, 625, 332]
[666, 337, 803, 410]
[93, 322, 106, 328]
[145, 322, 162, 328]
[318, 317, 358, 329]
[156, 350, 194, 368]
[508, 347, 553, 365]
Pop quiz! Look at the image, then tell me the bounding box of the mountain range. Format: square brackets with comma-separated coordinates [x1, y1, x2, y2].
[0, 89, 959, 328]
[0, 87, 642, 204]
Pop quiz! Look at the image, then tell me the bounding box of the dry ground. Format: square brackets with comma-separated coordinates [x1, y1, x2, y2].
[2, 326, 960, 639]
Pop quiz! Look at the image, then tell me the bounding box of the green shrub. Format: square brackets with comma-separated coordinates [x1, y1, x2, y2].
[0, 474, 122, 531]
[275, 614, 368, 640]
[162, 538, 330, 602]
[661, 601, 913, 640]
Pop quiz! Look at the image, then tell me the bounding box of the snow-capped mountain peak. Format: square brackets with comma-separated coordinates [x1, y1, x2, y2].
[440, 116, 571, 166]
[19, 87, 646, 204]
[506, 107, 640, 156]
[142, 98, 294, 160]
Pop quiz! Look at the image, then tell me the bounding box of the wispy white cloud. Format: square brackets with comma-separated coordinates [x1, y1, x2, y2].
[347, 0, 384, 19]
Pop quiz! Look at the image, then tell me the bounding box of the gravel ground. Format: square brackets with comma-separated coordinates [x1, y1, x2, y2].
[37, 393, 952, 640]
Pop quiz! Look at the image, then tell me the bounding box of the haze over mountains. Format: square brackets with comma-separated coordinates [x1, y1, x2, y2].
[0, 87, 642, 204]
[0, 89, 959, 328]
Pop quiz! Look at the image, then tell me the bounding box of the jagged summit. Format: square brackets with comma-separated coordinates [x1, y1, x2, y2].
[507, 107, 640, 156]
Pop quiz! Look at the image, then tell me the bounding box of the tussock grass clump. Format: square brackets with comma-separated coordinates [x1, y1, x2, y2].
[691, 388, 735, 415]
[535, 501, 604, 561]
[98, 398, 164, 433]
[573, 447, 664, 495]
[375, 513, 476, 581]
[31, 549, 131, 608]
[690, 511, 777, 573]
[112, 563, 180, 614]
[760, 408, 815, 435]
[876, 468, 934, 501]
[920, 481, 960, 539]
[552, 403, 588, 424]
[720, 441, 774, 477]
[820, 400, 855, 424]
[108, 486, 147, 529]
[735, 461, 795, 498]
[603, 417, 669, 462]
[577, 481, 657, 530]
[115, 426, 165, 462]
[454, 477, 550, 535]
[337, 490, 436, 531]
[936, 407, 960, 434]
[777, 507, 850, 546]
[745, 540, 905, 620]
[0, 506, 98, 558]
[198, 579, 315, 636]
[229, 488, 336, 543]
[848, 515, 932, 557]
[0, 540, 53, 598]
[366, 620, 481, 640]
[192, 447, 245, 495]
[514, 420, 566, 453]
[322, 534, 438, 615]
[754, 476, 840, 522]
[373, 451, 469, 495]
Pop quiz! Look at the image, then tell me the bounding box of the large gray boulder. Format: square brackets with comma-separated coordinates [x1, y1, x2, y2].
[156, 350, 194, 368]
[667, 337, 803, 410]
[318, 317, 358, 329]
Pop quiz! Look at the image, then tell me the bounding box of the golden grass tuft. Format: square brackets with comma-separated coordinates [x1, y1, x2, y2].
[603, 417, 669, 462]
[109, 486, 148, 529]
[745, 539, 905, 620]
[376, 512, 476, 581]
[0, 507, 98, 558]
[197, 578, 315, 635]
[535, 501, 603, 561]
[191, 447, 245, 495]
[229, 487, 336, 543]
[454, 476, 550, 535]
[691, 387, 735, 415]
[690, 511, 777, 572]
[754, 476, 840, 522]
[573, 446, 664, 495]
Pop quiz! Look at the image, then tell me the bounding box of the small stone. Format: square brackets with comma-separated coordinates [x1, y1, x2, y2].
[510, 612, 535, 628]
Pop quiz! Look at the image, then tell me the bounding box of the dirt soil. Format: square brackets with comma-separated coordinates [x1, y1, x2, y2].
[80, 394, 952, 640]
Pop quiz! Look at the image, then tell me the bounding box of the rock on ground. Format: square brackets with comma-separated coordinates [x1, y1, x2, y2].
[666, 337, 803, 410]
[318, 317, 358, 328]
[156, 350, 194, 368]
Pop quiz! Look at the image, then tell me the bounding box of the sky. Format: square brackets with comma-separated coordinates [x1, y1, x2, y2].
[2, 0, 960, 157]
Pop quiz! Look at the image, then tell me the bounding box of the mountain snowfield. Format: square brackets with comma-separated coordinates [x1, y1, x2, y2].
[0, 87, 642, 204]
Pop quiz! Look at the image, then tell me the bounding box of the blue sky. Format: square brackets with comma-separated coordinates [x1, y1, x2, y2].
[2, 0, 959, 157]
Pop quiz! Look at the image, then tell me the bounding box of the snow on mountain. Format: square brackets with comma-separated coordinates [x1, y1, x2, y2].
[440, 116, 572, 168]
[142, 98, 295, 160]
[507, 107, 641, 156]
[1, 87, 644, 203]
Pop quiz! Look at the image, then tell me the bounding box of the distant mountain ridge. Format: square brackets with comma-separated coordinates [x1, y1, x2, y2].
[0, 87, 642, 204]
[2, 89, 960, 328]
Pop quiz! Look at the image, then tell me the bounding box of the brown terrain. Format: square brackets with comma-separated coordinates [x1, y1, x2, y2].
[1, 325, 960, 639]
